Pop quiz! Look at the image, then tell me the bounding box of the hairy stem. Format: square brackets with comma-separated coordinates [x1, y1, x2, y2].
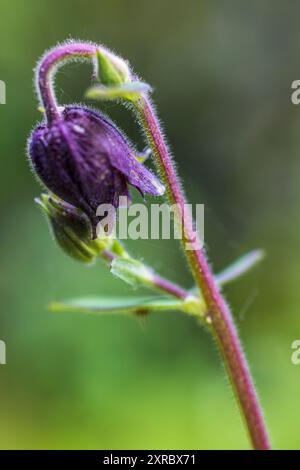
[134, 96, 271, 450]
[37, 43, 96, 123]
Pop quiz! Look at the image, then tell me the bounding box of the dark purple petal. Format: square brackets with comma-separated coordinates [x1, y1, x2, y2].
[64, 106, 165, 196]
[96, 119, 165, 197]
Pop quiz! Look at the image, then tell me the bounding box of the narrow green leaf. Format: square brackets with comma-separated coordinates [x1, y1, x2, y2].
[49, 296, 185, 316]
[215, 249, 265, 286]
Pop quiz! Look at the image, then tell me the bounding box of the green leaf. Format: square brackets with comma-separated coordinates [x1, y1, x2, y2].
[86, 81, 151, 102]
[110, 258, 154, 288]
[49, 296, 185, 316]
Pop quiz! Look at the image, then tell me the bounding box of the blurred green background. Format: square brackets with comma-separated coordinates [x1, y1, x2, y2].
[0, 0, 300, 450]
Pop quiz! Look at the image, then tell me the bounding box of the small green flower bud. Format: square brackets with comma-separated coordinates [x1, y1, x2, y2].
[35, 194, 99, 263]
[95, 49, 129, 86]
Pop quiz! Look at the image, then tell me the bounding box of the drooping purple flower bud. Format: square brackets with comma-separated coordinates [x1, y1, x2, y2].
[29, 105, 165, 237]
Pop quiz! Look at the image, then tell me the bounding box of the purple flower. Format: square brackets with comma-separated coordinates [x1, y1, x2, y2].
[35, 194, 97, 263]
[29, 106, 165, 237]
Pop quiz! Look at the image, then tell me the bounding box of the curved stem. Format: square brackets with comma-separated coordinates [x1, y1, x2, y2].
[134, 96, 271, 450]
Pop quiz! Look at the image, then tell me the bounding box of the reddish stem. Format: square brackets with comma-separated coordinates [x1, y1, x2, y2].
[151, 274, 189, 300]
[136, 97, 271, 450]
